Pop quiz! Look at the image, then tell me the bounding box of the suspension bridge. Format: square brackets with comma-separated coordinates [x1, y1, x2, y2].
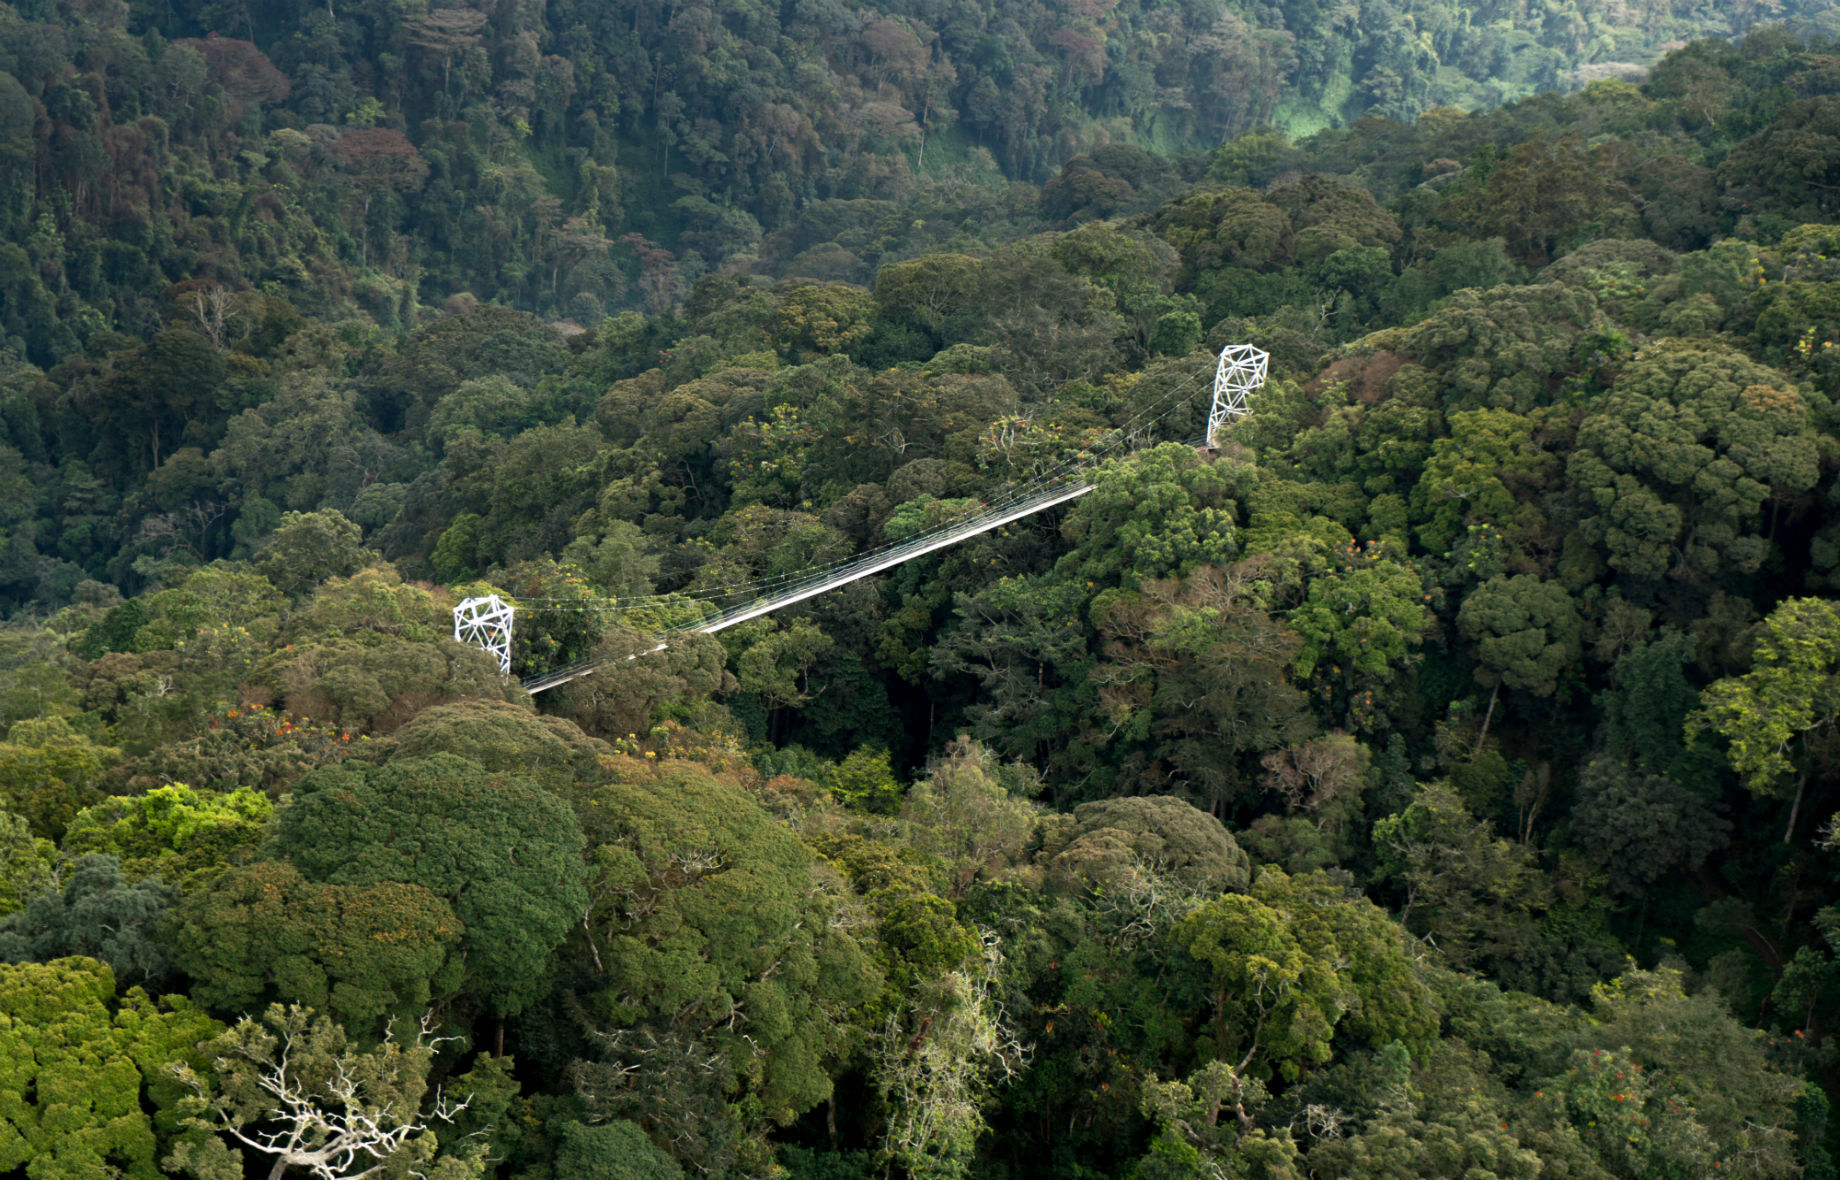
[453, 342, 1269, 695]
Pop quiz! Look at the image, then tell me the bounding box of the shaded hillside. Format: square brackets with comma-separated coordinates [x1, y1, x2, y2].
[2, 0, 1837, 362]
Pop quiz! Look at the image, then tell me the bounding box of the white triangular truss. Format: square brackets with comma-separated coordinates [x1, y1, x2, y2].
[1208, 343, 1269, 448]
[453, 595, 513, 676]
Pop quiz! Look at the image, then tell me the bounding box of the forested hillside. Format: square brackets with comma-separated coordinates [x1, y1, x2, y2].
[8, 3, 1840, 1179]
[2, 0, 1837, 359]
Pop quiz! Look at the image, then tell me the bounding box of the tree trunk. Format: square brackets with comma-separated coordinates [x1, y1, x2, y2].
[915, 90, 931, 171]
[1474, 681, 1500, 753]
[1785, 772, 1808, 845]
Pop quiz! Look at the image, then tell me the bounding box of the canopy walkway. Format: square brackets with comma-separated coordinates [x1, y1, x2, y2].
[455, 343, 1269, 695]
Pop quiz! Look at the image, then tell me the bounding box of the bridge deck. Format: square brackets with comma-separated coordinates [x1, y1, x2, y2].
[521, 481, 1095, 694]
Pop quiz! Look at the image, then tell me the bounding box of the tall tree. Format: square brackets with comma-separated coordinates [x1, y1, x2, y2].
[1568, 342, 1819, 581]
[271, 754, 589, 1017]
[0, 854, 173, 989]
[166, 861, 463, 1035]
[572, 758, 880, 1171]
[1691, 597, 1840, 842]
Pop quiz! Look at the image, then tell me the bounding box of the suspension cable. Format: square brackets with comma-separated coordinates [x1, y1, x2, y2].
[512, 355, 1217, 614]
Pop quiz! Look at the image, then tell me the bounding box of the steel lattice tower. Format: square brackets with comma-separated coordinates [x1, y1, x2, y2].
[1207, 343, 1269, 448]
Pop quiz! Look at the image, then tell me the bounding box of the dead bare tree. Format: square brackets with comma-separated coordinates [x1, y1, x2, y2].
[167, 1006, 471, 1180]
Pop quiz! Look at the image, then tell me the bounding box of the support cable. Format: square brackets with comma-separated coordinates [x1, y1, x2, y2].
[515, 356, 1216, 613]
[451, 344, 1266, 692]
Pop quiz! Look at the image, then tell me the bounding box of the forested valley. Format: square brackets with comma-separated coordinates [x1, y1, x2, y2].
[8, 1, 1840, 1178]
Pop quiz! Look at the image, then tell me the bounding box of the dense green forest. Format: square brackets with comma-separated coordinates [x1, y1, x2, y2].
[2, 0, 1839, 357]
[10, 1, 1840, 1178]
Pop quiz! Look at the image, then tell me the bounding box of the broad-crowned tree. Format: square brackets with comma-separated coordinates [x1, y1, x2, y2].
[271, 754, 588, 1017]
[1060, 445, 1255, 588]
[1041, 146, 1181, 224]
[1409, 408, 1555, 556]
[1457, 573, 1583, 699]
[0, 854, 173, 988]
[134, 565, 284, 661]
[492, 558, 611, 680]
[807, 830, 978, 1000]
[328, 127, 428, 268]
[550, 625, 730, 741]
[1395, 283, 1597, 413]
[1304, 1041, 1545, 1180]
[0, 956, 219, 1180]
[1253, 870, 1436, 1055]
[932, 572, 1099, 785]
[970, 248, 1122, 394]
[1567, 341, 1820, 581]
[213, 380, 398, 531]
[445, 422, 611, 570]
[1569, 757, 1729, 895]
[1375, 782, 1618, 1000]
[1438, 134, 1630, 266]
[547, 1119, 683, 1180]
[571, 758, 880, 1168]
[871, 252, 984, 345]
[367, 698, 607, 797]
[1376, 778, 1541, 926]
[60, 784, 271, 887]
[774, 283, 876, 362]
[256, 569, 517, 730]
[252, 510, 374, 598]
[1037, 794, 1253, 895]
[731, 616, 836, 715]
[1150, 188, 1291, 284]
[118, 704, 355, 799]
[254, 636, 514, 732]
[561, 518, 661, 601]
[1174, 887, 1346, 1081]
[1175, 868, 1434, 1084]
[1539, 237, 1678, 312]
[1286, 543, 1429, 731]
[166, 861, 463, 1035]
[1560, 967, 1806, 1179]
[0, 714, 120, 841]
[1267, 174, 1401, 261]
[1720, 95, 1840, 219]
[423, 375, 539, 455]
[90, 328, 229, 474]
[1598, 629, 1720, 782]
[1090, 567, 1318, 808]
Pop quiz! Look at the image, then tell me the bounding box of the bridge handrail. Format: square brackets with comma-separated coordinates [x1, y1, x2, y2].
[506, 341, 1268, 694]
[519, 479, 1095, 692]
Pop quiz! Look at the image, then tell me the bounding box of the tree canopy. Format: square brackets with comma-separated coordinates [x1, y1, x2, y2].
[2, 13, 1840, 1180]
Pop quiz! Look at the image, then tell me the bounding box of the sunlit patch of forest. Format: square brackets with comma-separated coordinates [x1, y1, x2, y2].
[7, 2, 1840, 1178]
